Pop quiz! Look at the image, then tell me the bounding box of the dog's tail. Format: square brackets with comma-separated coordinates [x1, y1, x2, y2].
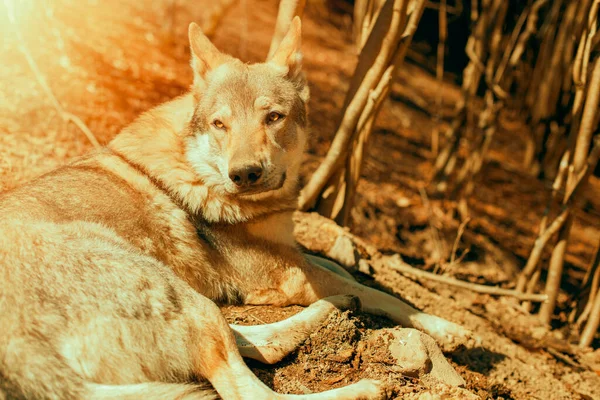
[86, 382, 217, 400]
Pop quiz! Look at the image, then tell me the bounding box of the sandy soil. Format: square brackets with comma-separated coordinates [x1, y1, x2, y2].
[1, 0, 599, 398]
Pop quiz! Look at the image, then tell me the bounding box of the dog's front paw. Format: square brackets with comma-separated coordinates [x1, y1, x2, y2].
[417, 314, 476, 352]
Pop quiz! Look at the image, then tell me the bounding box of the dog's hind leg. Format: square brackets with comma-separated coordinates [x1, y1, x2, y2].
[182, 293, 381, 400]
[231, 295, 360, 364]
[79, 276, 381, 400]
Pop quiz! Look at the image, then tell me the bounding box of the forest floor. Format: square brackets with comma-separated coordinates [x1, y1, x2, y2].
[1, 0, 599, 398]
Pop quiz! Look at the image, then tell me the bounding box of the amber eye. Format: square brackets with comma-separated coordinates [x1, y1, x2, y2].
[266, 112, 284, 124]
[212, 119, 225, 130]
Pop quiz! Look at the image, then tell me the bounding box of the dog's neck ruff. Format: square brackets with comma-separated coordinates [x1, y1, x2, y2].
[107, 95, 299, 225]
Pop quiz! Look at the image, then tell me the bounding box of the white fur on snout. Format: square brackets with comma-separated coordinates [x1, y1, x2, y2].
[186, 134, 229, 191]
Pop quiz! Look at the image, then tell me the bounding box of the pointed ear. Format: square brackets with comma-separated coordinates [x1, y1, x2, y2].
[268, 16, 303, 81]
[188, 22, 226, 88]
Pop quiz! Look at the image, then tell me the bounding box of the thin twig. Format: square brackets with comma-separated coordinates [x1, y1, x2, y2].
[579, 279, 600, 347]
[431, 0, 447, 157]
[546, 348, 581, 368]
[431, 0, 503, 190]
[248, 314, 268, 325]
[419, 187, 445, 270]
[575, 239, 600, 328]
[509, 0, 549, 66]
[517, 150, 570, 308]
[385, 255, 549, 302]
[516, 208, 570, 292]
[450, 217, 471, 265]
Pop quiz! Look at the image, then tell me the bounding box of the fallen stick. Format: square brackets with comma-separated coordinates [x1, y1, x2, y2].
[294, 212, 548, 303]
[383, 255, 549, 302]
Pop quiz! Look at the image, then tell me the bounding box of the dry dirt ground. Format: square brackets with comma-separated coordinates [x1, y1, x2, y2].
[1, 0, 600, 399]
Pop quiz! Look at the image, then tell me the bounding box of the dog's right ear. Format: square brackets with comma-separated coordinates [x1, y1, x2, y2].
[268, 17, 303, 81]
[188, 22, 226, 89]
[268, 17, 308, 102]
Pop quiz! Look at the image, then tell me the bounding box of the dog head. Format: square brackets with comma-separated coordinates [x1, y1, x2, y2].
[185, 18, 309, 203]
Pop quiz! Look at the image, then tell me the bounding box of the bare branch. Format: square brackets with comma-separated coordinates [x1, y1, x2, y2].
[300, 0, 412, 211]
[450, 217, 471, 266]
[579, 276, 600, 347]
[572, 56, 600, 175]
[385, 255, 549, 302]
[516, 208, 570, 293]
[509, 0, 549, 66]
[574, 239, 600, 329]
[540, 136, 600, 323]
[432, 0, 448, 157]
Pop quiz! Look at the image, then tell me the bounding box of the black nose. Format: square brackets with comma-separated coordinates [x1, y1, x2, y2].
[228, 164, 263, 186]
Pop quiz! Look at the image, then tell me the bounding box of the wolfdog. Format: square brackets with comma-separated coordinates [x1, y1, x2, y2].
[0, 17, 463, 399]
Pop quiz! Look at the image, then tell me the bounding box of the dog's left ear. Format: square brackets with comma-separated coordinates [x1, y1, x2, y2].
[269, 17, 306, 94]
[188, 22, 228, 89]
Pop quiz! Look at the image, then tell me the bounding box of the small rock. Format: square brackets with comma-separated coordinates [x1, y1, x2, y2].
[364, 329, 430, 377]
[388, 329, 432, 377]
[326, 235, 357, 268]
[363, 328, 466, 387]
